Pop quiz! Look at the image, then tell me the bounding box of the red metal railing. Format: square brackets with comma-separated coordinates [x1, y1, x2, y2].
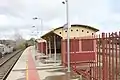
[61, 32, 120, 80]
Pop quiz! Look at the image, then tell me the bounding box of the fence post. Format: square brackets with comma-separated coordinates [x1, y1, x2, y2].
[102, 33, 107, 80]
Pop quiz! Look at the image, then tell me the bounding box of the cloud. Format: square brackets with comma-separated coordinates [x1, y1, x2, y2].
[0, 0, 120, 39]
[0, 0, 25, 17]
[110, 0, 120, 13]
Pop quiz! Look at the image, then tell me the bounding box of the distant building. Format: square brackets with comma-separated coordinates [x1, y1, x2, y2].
[0, 40, 16, 47]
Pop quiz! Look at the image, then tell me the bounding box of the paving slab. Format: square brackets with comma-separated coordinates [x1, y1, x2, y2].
[6, 46, 81, 80]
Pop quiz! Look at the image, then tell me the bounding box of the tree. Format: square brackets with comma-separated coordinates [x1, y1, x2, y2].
[13, 30, 26, 50]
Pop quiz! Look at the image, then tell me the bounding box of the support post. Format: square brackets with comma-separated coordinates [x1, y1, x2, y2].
[46, 41, 48, 56]
[48, 38, 51, 58]
[54, 35, 57, 64]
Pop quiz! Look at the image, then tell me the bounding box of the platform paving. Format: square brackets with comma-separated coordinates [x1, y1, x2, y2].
[6, 46, 81, 80]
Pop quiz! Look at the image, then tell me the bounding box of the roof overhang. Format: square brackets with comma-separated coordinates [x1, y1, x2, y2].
[41, 24, 99, 40]
[36, 38, 46, 43]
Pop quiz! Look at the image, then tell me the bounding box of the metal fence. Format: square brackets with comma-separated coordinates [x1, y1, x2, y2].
[61, 32, 120, 80]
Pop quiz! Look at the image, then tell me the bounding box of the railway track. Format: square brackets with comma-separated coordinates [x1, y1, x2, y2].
[0, 50, 23, 80]
[0, 50, 21, 65]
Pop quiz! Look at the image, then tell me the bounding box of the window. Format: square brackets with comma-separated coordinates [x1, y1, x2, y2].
[76, 29, 78, 31]
[71, 30, 73, 32]
[59, 32, 61, 34]
[87, 31, 89, 33]
[82, 30, 84, 32]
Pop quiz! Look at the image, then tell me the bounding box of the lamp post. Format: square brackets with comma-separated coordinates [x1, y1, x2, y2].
[31, 26, 37, 57]
[33, 17, 43, 38]
[62, 0, 71, 72]
[33, 17, 43, 54]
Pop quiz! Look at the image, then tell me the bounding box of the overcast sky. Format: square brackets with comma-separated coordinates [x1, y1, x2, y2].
[0, 0, 120, 40]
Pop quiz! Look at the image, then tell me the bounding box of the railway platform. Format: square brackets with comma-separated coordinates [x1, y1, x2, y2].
[6, 46, 81, 80]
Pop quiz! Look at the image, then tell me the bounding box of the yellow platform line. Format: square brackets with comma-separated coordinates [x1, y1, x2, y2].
[26, 61, 28, 80]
